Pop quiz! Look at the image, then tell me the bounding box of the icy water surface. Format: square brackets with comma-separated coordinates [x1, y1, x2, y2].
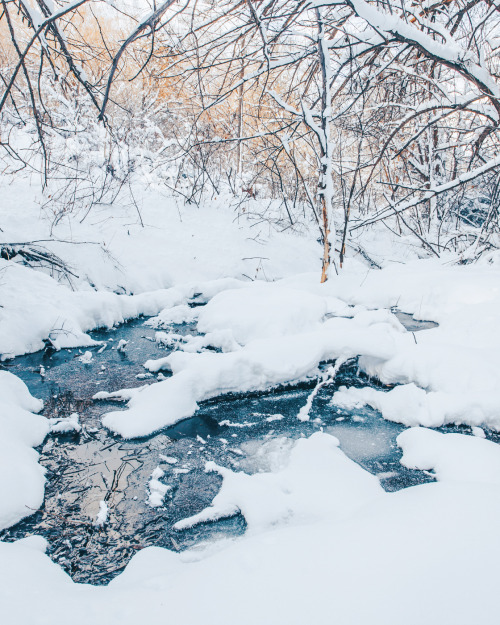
[1, 312, 449, 584]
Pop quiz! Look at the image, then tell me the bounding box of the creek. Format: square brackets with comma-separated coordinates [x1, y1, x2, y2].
[1, 311, 446, 584]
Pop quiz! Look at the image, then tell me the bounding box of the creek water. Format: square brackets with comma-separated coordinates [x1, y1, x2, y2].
[1, 310, 444, 584]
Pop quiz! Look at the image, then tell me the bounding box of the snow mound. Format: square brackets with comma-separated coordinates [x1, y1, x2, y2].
[78, 351, 94, 364]
[93, 501, 109, 527]
[145, 305, 198, 329]
[196, 285, 328, 344]
[0, 260, 193, 359]
[0, 372, 48, 530]
[332, 383, 500, 430]
[397, 427, 500, 484]
[175, 432, 383, 532]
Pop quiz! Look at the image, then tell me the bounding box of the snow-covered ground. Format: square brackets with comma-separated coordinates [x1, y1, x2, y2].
[1, 430, 500, 625]
[1, 177, 500, 624]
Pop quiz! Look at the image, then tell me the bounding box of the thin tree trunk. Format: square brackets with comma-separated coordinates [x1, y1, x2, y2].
[316, 7, 333, 282]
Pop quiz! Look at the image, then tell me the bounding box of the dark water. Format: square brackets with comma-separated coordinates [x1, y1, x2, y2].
[393, 311, 438, 333]
[0, 312, 447, 584]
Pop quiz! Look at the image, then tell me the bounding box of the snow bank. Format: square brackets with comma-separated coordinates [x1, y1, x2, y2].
[0, 265, 243, 360]
[100, 257, 500, 436]
[0, 259, 183, 358]
[97, 257, 500, 437]
[331, 383, 500, 429]
[0, 178, 321, 361]
[397, 427, 500, 484]
[196, 284, 331, 344]
[175, 432, 382, 531]
[331, 259, 500, 396]
[321, 257, 500, 430]
[0, 372, 48, 530]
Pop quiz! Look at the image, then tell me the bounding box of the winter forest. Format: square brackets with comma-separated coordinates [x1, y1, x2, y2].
[1, 1, 500, 623]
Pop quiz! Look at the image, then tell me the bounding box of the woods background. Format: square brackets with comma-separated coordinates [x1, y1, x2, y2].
[1, 0, 499, 278]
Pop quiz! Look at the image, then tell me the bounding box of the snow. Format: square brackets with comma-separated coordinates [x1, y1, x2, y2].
[1, 178, 500, 624]
[145, 304, 198, 328]
[0, 259, 177, 358]
[159, 455, 178, 464]
[78, 351, 94, 364]
[2, 249, 500, 622]
[332, 383, 500, 429]
[0, 372, 48, 530]
[48, 412, 81, 434]
[100, 310, 406, 438]
[196, 284, 330, 345]
[265, 414, 284, 422]
[297, 358, 346, 421]
[1, 430, 500, 625]
[93, 501, 109, 527]
[147, 467, 170, 508]
[324, 257, 500, 430]
[397, 427, 500, 484]
[0, 183, 320, 360]
[174, 433, 383, 531]
[95, 255, 500, 436]
[116, 339, 128, 352]
[338, 0, 500, 100]
[472, 426, 486, 438]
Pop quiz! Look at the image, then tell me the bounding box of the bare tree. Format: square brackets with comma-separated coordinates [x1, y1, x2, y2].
[1, 0, 499, 274]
